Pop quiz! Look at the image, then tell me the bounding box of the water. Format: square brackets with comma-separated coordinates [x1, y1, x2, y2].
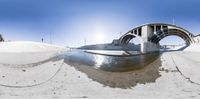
[64, 50, 160, 72]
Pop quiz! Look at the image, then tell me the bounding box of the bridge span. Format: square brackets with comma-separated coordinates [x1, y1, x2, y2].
[112, 23, 199, 53]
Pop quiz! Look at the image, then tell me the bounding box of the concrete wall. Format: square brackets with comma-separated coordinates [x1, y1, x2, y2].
[193, 36, 200, 43]
[0, 34, 4, 42]
[184, 43, 200, 52]
[141, 42, 159, 53]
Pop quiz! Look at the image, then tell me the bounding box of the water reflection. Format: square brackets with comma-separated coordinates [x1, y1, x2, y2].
[94, 55, 105, 68]
[64, 50, 162, 88]
[65, 50, 160, 72]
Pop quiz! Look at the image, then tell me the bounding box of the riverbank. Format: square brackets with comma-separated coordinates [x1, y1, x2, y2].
[0, 51, 199, 99]
[0, 41, 67, 87]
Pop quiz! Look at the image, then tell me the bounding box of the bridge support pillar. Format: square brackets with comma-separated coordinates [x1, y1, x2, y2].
[140, 25, 159, 53]
[141, 42, 159, 53]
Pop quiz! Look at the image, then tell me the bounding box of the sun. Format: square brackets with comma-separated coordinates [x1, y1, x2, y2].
[93, 22, 106, 44]
[95, 33, 105, 44]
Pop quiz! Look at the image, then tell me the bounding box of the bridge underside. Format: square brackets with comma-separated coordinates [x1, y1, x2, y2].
[149, 29, 193, 45]
[120, 35, 136, 45]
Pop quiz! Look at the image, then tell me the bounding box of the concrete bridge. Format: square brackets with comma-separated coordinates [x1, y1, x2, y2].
[112, 23, 199, 53]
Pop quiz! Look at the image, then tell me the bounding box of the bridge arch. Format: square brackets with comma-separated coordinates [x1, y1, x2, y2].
[120, 32, 143, 45]
[115, 23, 195, 46]
[112, 23, 196, 53]
[149, 28, 193, 45]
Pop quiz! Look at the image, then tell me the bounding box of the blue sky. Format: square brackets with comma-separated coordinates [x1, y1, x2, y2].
[0, 0, 200, 46]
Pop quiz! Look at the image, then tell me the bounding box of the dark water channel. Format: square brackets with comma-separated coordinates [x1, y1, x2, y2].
[64, 50, 160, 72]
[64, 49, 162, 88]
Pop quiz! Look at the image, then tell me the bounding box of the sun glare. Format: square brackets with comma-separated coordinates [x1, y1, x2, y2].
[93, 21, 108, 44]
[95, 33, 104, 44]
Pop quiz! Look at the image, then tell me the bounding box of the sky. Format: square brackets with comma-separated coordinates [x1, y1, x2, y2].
[0, 0, 200, 47]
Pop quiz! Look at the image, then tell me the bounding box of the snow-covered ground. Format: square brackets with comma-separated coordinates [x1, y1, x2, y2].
[0, 42, 200, 99]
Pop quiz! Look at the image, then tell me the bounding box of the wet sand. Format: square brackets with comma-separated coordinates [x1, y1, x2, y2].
[65, 57, 161, 88]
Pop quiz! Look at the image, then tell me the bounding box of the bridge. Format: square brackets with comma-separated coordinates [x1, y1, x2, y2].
[112, 23, 200, 53]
